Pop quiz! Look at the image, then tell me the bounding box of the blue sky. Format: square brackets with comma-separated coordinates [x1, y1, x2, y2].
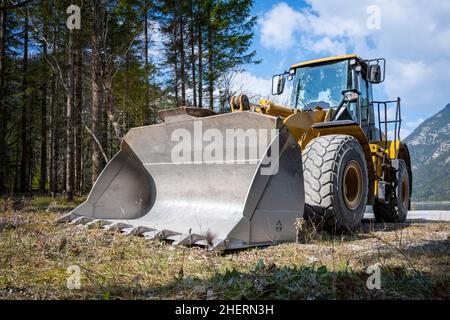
[233, 0, 450, 138]
[247, 0, 309, 78]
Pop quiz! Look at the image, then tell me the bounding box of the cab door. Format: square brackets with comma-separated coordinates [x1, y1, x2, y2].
[358, 72, 376, 141]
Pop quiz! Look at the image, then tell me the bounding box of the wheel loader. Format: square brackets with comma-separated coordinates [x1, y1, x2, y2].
[60, 54, 412, 250]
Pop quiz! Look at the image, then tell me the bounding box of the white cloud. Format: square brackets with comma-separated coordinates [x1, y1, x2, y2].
[229, 71, 292, 106]
[145, 20, 165, 60]
[302, 37, 347, 56]
[257, 1, 450, 119]
[231, 71, 272, 98]
[406, 118, 425, 130]
[259, 3, 305, 50]
[401, 117, 424, 139]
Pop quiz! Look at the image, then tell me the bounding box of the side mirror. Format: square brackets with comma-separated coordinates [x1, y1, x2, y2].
[342, 89, 360, 103]
[368, 64, 382, 83]
[367, 58, 385, 83]
[272, 74, 286, 95]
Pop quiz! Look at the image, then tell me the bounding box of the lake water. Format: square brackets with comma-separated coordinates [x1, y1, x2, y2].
[365, 202, 450, 213]
[411, 202, 450, 211]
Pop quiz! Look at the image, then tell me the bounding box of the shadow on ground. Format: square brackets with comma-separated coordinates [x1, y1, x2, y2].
[22, 259, 446, 300]
[4, 239, 443, 300]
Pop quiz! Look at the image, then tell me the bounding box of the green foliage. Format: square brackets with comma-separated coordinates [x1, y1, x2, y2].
[156, 0, 258, 107]
[206, 0, 259, 76]
[0, 0, 259, 195]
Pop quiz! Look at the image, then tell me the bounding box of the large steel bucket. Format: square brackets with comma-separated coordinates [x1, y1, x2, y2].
[60, 111, 304, 250]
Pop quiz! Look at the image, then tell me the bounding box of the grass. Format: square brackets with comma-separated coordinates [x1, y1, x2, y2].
[0, 196, 449, 300]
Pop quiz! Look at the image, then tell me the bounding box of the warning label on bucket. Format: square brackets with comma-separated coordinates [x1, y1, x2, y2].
[275, 220, 282, 232]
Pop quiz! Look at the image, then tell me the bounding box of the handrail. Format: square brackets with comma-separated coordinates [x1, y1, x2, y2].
[371, 97, 402, 158]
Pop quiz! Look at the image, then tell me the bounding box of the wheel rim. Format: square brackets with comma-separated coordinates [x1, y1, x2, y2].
[401, 175, 409, 209]
[343, 160, 363, 210]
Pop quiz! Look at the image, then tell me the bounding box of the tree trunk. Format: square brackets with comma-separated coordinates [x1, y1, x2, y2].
[104, 82, 122, 142]
[179, 3, 186, 106]
[49, 72, 57, 196]
[39, 30, 48, 193]
[207, 20, 214, 111]
[0, 0, 6, 194]
[173, 22, 179, 107]
[189, 0, 196, 107]
[91, 0, 105, 184]
[143, 0, 150, 124]
[66, 29, 74, 201]
[75, 40, 83, 195]
[79, 126, 84, 193]
[49, 0, 58, 197]
[14, 115, 19, 192]
[197, 23, 202, 108]
[102, 53, 108, 158]
[55, 87, 61, 195]
[20, 15, 29, 192]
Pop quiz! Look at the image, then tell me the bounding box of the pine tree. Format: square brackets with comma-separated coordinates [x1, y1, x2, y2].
[0, 0, 258, 195]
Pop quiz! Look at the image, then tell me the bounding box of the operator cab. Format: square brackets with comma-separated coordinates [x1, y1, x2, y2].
[272, 54, 385, 142]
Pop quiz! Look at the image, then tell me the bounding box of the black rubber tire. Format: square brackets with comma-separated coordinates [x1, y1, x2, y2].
[373, 159, 409, 223]
[302, 135, 368, 232]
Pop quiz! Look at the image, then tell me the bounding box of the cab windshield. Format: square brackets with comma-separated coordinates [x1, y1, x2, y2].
[291, 60, 350, 110]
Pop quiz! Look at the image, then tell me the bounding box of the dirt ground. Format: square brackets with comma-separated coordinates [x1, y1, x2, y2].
[0, 196, 449, 299]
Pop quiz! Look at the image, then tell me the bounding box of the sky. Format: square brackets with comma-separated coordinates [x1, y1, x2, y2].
[233, 0, 450, 138]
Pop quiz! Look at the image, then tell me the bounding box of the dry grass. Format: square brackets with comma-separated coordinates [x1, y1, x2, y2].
[0, 196, 449, 300]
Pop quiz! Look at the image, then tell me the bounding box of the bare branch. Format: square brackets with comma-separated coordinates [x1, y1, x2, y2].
[10, 1, 69, 92]
[82, 122, 109, 164]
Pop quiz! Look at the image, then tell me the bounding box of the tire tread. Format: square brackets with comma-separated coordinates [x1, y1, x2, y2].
[302, 134, 367, 231]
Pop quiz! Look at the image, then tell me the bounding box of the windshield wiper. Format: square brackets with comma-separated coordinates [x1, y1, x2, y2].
[294, 82, 311, 111]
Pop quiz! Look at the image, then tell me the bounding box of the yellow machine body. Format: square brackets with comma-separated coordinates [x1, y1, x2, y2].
[230, 53, 412, 206]
[243, 103, 410, 204]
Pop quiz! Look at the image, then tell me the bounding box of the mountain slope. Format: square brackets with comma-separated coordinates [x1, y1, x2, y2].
[404, 103, 450, 201]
